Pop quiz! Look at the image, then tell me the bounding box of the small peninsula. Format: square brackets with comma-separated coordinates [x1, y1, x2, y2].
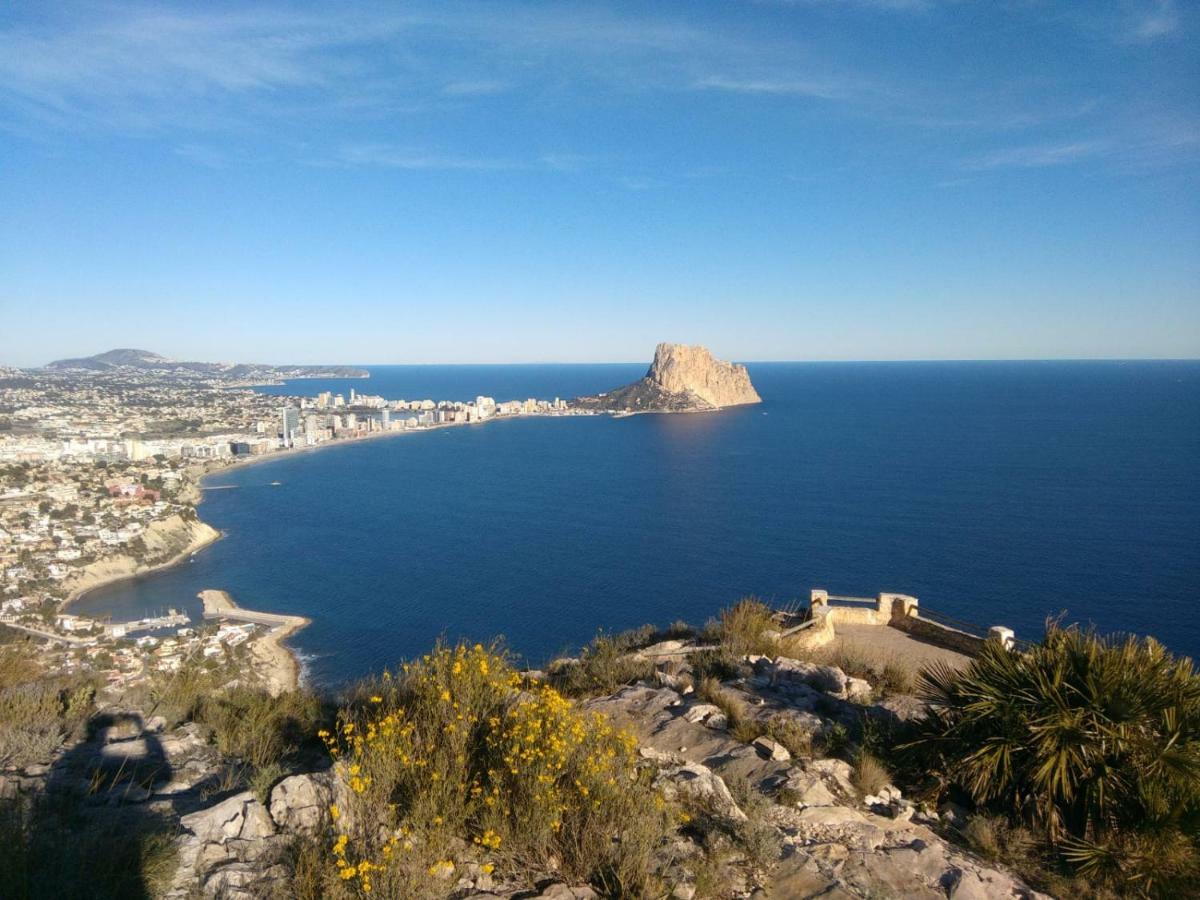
[575, 342, 762, 412]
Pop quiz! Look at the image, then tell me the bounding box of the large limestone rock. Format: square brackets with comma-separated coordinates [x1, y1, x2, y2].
[269, 771, 344, 833]
[655, 762, 748, 822]
[645, 342, 761, 408]
[574, 343, 761, 412]
[169, 792, 285, 899]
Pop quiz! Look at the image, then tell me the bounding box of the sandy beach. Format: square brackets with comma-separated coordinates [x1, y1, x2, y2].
[195, 409, 575, 481]
[199, 588, 310, 695]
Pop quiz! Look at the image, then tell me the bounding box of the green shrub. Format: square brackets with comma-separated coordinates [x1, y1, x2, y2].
[0, 649, 95, 768]
[764, 715, 813, 759]
[908, 625, 1200, 896]
[717, 598, 777, 657]
[319, 642, 673, 897]
[816, 722, 850, 758]
[250, 761, 288, 804]
[197, 685, 324, 770]
[549, 631, 656, 697]
[690, 647, 742, 683]
[144, 656, 226, 727]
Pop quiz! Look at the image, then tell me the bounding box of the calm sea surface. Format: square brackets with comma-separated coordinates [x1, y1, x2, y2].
[74, 361, 1200, 685]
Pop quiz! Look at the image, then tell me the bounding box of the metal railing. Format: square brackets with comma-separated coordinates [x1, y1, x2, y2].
[824, 594, 879, 606]
[913, 606, 990, 639]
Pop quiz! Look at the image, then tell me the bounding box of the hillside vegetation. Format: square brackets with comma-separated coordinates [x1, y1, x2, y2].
[0, 601, 1197, 898]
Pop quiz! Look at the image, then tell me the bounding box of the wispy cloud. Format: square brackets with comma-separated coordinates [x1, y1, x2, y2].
[967, 140, 1112, 170]
[334, 144, 522, 171]
[0, 4, 868, 136]
[694, 75, 852, 101]
[2, 1, 1194, 183]
[0, 9, 410, 131]
[539, 153, 596, 172]
[174, 143, 229, 169]
[441, 80, 508, 97]
[617, 175, 663, 191]
[751, 0, 936, 10]
[1125, 0, 1180, 42]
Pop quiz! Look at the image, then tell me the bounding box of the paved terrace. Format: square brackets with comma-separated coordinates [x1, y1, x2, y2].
[828, 621, 972, 675]
[796, 589, 1019, 676]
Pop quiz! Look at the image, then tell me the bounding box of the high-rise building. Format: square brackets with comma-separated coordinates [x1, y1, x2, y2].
[281, 406, 301, 448]
[124, 436, 150, 461]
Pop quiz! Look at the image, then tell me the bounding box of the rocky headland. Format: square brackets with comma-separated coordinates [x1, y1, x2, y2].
[61, 514, 220, 607]
[575, 343, 761, 413]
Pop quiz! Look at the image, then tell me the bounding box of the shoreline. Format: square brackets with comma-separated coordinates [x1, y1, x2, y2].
[61, 516, 222, 611]
[59, 408, 613, 686]
[199, 588, 310, 695]
[198, 407, 603, 480]
[63, 418, 486, 607]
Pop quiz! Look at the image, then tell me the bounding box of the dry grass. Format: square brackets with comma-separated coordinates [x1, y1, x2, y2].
[0, 798, 178, 899]
[717, 598, 778, 657]
[852, 751, 892, 797]
[696, 677, 763, 744]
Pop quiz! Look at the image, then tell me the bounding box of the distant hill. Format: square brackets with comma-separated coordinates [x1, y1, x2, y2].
[44, 348, 368, 381]
[574, 343, 760, 412]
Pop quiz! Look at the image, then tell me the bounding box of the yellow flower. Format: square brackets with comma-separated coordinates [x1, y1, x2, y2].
[370, 695, 382, 703]
[330, 804, 341, 821]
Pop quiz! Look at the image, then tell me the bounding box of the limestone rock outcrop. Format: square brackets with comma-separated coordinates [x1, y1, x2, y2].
[574, 343, 761, 412]
[645, 342, 761, 408]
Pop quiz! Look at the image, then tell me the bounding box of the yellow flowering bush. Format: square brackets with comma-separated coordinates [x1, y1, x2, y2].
[319, 642, 670, 897]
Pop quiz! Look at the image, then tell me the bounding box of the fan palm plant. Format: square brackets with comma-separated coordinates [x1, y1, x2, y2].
[907, 626, 1200, 895]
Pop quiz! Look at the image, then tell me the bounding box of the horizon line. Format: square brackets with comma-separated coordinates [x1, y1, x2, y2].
[19, 354, 1200, 370]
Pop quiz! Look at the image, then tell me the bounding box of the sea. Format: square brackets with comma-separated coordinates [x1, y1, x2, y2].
[72, 361, 1200, 686]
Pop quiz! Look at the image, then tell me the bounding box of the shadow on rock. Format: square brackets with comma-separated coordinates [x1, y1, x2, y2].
[0, 711, 179, 900]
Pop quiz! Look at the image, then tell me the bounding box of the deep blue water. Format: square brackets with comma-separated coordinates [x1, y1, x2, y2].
[74, 361, 1200, 685]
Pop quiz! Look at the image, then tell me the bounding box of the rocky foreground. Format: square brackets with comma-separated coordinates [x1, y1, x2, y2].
[0, 640, 1046, 899]
[575, 343, 761, 413]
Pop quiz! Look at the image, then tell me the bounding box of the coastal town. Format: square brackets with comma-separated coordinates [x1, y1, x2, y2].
[0, 354, 585, 695]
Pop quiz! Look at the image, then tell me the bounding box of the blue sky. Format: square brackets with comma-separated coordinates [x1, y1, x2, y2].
[1, 1, 1197, 366]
